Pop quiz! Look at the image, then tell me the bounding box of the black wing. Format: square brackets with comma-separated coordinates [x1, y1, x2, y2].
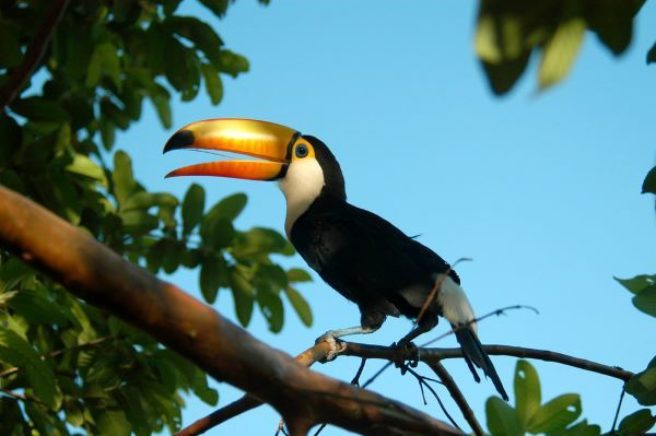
[290, 197, 458, 313]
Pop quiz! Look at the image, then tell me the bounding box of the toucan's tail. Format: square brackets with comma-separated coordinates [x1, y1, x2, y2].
[454, 325, 509, 401]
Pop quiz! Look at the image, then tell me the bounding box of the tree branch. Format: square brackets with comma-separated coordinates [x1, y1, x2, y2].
[340, 342, 633, 382]
[0, 0, 70, 111]
[0, 184, 460, 435]
[426, 361, 482, 436]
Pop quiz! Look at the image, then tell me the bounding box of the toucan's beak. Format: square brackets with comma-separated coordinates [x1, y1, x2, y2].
[163, 118, 299, 180]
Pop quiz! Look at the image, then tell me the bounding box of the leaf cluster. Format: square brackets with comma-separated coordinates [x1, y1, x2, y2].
[0, 0, 309, 434]
[474, 0, 646, 93]
[486, 360, 600, 435]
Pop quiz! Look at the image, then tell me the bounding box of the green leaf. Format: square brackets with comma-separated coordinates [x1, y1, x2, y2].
[208, 192, 248, 222]
[647, 42, 656, 64]
[514, 360, 541, 426]
[527, 393, 581, 433]
[618, 409, 656, 435]
[0, 115, 22, 167]
[200, 257, 227, 303]
[164, 36, 201, 96]
[201, 63, 224, 105]
[615, 274, 656, 294]
[182, 183, 205, 236]
[538, 17, 586, 90]
[66, 154, 108, 186]
[0, 21, 22, 68]
[11, 97, 70, 122]
[122, 192, 178, 211]
[233, 227, 295, 258]
[587, 0, 645, 55]
[96, 409, 131, 436]
[642, 166, 656, 194]
[475, 14, 524, 63]
[113, 151, 138, 206]
[287, 268, 312, 283]
[86, 42, 122, 89]
[633, 288, 656, 317]
[284, 286, 313, 327]
[0, 329, 58, 408]
[257, 288, 284, 333]
[197, 0, 229, 17]
[486, 396, 522, 436]
[99, 117, 116, 150]
[166, 16, 224, 66]
[557, 419, 601, 436]
[150, 84, 172, 128]
[218, 49, 250, 77]
[230, 267, 255, 326]
[626, 364, 656, 405]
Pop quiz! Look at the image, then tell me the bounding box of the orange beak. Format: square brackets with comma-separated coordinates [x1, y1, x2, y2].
[163, 118, 299, 180]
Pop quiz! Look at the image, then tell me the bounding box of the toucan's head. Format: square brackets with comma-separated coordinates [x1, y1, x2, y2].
[163, 118, 345, 233]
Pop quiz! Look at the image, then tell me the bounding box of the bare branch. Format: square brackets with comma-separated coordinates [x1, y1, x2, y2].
[0, 0, 70, 111]
[426, 362, 482, 436]
[0, 185, 460, 436]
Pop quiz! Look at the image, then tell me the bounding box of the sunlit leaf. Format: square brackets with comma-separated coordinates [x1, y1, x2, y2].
[284, 286, 313, 326]
[514, 360, 541, 426]
[287, 268, 312, 283]
[0, 329, 58, 408]
[538, 17, 586, 90]
[486, 396, 522, 436]
[527, 394, 581, 433]
[113, 151, 138, 206]
[626, 362, 656, 405]
[201, 63, 223, 105]
[257, 288, 284, 333]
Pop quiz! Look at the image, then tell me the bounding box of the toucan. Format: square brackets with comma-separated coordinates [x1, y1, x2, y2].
[163, 118, 508, 400]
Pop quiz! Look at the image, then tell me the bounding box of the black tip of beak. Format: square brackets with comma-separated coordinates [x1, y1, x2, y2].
[163, 130, 195, 153]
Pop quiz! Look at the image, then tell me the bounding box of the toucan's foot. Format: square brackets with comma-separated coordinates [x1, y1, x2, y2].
[391, 340, 419, 374]
[315, 332, 345, 362]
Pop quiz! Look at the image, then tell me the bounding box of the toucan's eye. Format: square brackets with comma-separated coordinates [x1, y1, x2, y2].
[295, 144, 309, 158]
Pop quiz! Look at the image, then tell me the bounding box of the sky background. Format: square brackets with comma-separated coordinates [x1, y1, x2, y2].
[120, 1, 656, 433]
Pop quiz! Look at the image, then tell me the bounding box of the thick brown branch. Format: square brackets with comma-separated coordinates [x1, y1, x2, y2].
[177, 342, 333, 436]
[0, 185, 459, 436]
[0, 0, 70, 111]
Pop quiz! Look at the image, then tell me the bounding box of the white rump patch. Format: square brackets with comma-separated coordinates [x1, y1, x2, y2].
[278, 158, 325, 236]
[437, 275, 477, 332]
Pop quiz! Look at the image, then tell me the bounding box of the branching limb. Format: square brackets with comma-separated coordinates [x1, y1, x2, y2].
[0, 185, 459, 435]
[0, 0, 70, 111]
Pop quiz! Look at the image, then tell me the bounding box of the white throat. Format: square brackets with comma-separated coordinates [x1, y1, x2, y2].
[278, 158, 325, 236]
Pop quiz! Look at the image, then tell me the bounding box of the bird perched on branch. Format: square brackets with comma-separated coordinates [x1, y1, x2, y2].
[164, 118, 508, 400]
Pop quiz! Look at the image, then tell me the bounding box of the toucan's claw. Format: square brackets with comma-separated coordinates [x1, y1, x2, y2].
[392, 340, 420, 374]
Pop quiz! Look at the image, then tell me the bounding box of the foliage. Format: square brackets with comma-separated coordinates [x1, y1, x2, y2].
[0, 0, 311, 434]
[474, 0, 646, 94]
[485, 360, 600, 435]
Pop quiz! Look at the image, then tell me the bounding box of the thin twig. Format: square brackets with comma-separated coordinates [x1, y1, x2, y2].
[420, 304, 539, 348]
[0, 387, 44, 404]
[406, 367, 460, 430]
[427, 361, 482, 436]
[351, 357, 368, 386]
[611, 387, 626, 432]
[0, 0, 70, 110]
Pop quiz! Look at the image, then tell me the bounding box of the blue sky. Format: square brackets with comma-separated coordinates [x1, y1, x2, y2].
[123, 1, 656, 433]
